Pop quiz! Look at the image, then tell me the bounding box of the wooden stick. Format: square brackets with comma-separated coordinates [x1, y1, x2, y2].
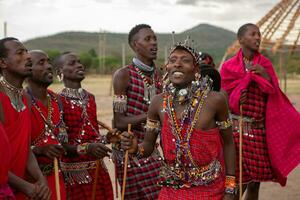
[92, 159, 100, 200]
[121, 124, 131, 200]
[98, 120, 113, 132]
[239, 105, 243, 200]
[54, 157, 61, 200]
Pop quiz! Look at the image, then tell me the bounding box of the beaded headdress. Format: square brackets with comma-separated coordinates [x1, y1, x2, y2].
[168, 34, 201, 66]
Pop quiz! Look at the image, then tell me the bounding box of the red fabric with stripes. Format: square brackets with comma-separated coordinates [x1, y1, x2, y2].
[114, 64, 162, 200]
[232, 82, 276, 183]
[159, 114, 225, 200]
[59, 90, 113, 200]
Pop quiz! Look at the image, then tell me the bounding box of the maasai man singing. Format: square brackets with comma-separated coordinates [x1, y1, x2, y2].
[121, 42, 236, 200]
[220, 23, 300, 200]
[55, 52, 113, 200]
[0, 37, 51, 200]
[27, 50, 67, 200]
[112, 24, 163, 200]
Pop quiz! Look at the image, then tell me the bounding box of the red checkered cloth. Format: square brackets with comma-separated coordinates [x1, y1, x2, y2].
[59, 90, 113, 200]
[66, 167, 113, 200]
[159, 114, 225, 200]
[114, 64, 163, 200]
[232, 82, 276, 183]
[221, 48, 300, 186]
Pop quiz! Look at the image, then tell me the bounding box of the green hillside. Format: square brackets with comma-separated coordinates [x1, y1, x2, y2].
[24, 23, 236, 65]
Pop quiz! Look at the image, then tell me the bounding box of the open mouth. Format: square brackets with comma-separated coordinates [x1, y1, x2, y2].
[255, 41, 260, 47]
[25, 61, 32, 68]
[77, 70, 84, 75]
[150, 47, 157, 54]
[172, 71, 184, 78]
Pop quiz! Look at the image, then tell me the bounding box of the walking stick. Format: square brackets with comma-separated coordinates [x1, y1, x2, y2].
[92, 159, 100, 200]
[54, 157, 61, 200]
[92, 120, 114, 200]
[121, 124, 131, 200]
[239, 105, 243, 199]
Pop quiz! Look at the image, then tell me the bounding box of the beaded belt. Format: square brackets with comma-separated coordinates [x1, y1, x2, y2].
[60, 161, 97, 185]
[231, 114, 265, 130]
[158, 159, 222, 189]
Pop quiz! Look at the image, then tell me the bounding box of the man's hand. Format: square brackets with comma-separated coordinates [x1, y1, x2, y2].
[120, 131, 138, 154]
[34, 144, 65, 160]
[87, 143, 112, 158]
[106, 129, 121, 144]
[240, 90, 247, 105]
[249, 64, 270, 81]
[25, 181, 51, 200]
[222, 194, 234, 200]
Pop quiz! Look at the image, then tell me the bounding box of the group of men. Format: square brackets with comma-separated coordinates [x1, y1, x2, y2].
[0, 22, 299, 200]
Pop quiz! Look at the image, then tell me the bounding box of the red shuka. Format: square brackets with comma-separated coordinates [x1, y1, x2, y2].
[0, 92, 31, 199]
[158, 114, 225, 200]
[0, 123, 15, 199]
[30, 89, 66, 200]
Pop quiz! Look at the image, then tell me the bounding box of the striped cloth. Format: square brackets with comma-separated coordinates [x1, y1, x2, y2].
[114, 64, 163, 200]
[232, 82, 276, 183]
[59, 90, 113, 200]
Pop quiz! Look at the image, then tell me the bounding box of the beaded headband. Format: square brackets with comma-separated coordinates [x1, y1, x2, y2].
[168, 35, 201, 66]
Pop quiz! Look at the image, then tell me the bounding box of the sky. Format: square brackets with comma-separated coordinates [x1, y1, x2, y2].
[0, 0, 279, 41]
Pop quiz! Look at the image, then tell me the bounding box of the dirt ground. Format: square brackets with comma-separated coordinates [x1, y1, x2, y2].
[50, 75, 300, 200]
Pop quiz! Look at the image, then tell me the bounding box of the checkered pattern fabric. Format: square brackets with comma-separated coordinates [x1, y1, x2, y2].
[59, 90, 113, 200]
[66, 167, 113, 200]
[232, 82, 276, 183]
[159, 114, 225, 199]
[114, 64, 163, 200]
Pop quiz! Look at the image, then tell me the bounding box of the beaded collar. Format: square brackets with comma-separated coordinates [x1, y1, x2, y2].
[60, 87, 99, 144]
[28, 90, 67, 144]
[243, 56, 252, 71]
[0, 76, 25, 112]
[133, 65, 157, 105]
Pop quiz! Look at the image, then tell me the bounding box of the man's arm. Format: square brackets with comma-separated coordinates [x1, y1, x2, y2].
[215, 93, 236, 176]
[121, 94, 162, 156]
[26, 149, 51, 199]
[113, 67, 147, 131]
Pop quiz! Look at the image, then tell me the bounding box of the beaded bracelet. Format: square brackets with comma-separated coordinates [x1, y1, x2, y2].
[216, 118, 233, 130]
[145, 118, 160, 132]
[77, 142, 90, 155]
[225, 175, 236, 195]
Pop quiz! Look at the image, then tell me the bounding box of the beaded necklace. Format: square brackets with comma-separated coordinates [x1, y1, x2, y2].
[0, 76, 26, 112]
[243, 56, 252, 71]
[163, 77, 212, 167]
[60, 87, 99, 144]
[133, 65, 156, 105]
[29, 90, 67, 144]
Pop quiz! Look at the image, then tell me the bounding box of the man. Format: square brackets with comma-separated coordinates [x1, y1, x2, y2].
[0, 117, 14, 199]
[112, 24, 162, 199]
[0, 37, 51, 200]
[55, 52, 113, 200]
[121, 43, 236, 200]
[220, 23, 300, 200]
[27, 50, 67, 200]
[199, 52, 220, 91]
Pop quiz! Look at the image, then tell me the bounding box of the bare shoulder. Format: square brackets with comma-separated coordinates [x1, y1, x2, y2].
[113, 66, 130, 93]
[207, 91, 227, 105]
[113, 66, 129, 82]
